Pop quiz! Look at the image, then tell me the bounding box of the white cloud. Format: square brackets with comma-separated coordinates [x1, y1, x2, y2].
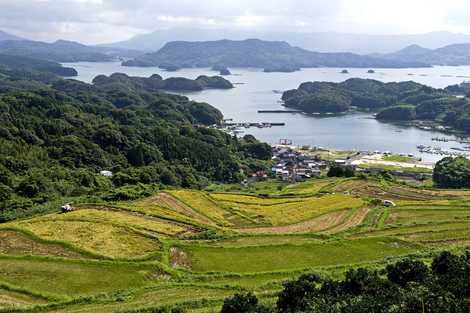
[2, 0, 470, 43]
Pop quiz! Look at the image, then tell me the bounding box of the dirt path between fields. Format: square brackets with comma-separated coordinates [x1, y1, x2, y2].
[323, 207, 370, 234]
[169, 247, 191, 269]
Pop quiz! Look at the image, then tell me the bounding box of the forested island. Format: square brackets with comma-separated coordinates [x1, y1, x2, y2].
[93, 73, 234, 92]
[282, 78, 470, 133]
[0, 53, 78, 78]
[122, 39, 429, 70]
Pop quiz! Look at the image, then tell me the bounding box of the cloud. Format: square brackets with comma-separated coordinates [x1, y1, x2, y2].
[1, 0, 470, 44]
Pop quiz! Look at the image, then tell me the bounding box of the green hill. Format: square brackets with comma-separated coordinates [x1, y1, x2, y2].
[0, 68, 268, 221]
[123, 39, 429, 69]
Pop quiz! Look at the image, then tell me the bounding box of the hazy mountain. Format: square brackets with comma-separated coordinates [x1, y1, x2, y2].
[0, 53, 77, 77]
[0, 30, 24, 42]
[122, 39, 429, 70]
[379, 43, 470, 65]
[0, 39, 143, 63]
[0, 39, 114, 62]
[103, 29, 470, 54]
[375, 44, 432, 58]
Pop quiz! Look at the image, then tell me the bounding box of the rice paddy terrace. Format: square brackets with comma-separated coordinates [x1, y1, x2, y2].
[1, 177, 470, 312]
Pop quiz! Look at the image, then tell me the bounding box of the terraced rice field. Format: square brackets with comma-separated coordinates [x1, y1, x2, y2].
[0, 288, 46, 308]
[0, 177, 469, 312]
[181, 237, 420, 273]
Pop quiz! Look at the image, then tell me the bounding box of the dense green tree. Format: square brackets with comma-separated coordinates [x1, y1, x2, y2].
[376, 104, 416, 120]
[277, 274, 322, 313]
[327, 165, 355, 178]
[220, 251, 470, 313]
[0, 65, 269, 218]
[433, 157, 470, 188]
[221, 292, 271, 313]
[0, 184, 12, 202]
[386, 259, 430, 287]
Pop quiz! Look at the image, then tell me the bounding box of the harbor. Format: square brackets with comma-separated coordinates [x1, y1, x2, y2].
[257, 110, 302, 113]
[211, 120, 287, 136]
[223, 122, 286, 127]
[417, 145, 470, 157]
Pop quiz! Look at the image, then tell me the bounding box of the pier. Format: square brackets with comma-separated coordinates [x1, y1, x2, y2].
[223, 122, 285, 127]
[257, 110, 302, 113]
[417, 145, 470, 157]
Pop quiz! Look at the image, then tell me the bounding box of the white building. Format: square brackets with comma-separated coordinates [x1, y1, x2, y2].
[100, 170, 113, 177]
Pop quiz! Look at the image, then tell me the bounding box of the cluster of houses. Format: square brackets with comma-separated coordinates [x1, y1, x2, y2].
[270, 146, 326, 182]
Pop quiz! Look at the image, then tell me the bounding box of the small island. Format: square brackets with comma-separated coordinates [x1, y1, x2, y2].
[341, 69, 349, 74]
[92, 73, 233, 92]
[219, 68, 231, 76]
[264, 65, 301, 73]
[368, 69, 375, 73]
[211, 65, 232, 76]
[282, 78, 470, 134]
[159, 64, 180, 72]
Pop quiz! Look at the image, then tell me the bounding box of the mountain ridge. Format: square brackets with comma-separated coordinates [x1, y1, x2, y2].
[380, 42, 470, 65]
[123, 39, 429, 69]
[0, 30, 24, 42]
[102, 29, 470, 54]
[0, 38, 143, 63]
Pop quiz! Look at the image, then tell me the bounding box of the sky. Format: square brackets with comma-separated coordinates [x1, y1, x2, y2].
[2, 0, 470, 44]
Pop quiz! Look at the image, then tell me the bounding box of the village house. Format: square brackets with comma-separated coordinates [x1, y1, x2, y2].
[271, 145, 325, 182]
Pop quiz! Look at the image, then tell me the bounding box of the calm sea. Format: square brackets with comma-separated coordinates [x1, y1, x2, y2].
[65, 62, 470, 162]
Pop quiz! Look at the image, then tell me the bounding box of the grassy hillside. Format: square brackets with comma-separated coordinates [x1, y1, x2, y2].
[0, 176, 469, 312]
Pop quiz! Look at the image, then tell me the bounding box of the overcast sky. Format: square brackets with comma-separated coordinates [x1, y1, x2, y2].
[2, 0, 470, 44]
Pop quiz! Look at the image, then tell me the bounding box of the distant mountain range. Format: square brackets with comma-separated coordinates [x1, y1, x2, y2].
[0, 31, 142, 63]
[0, 40, 116, 63]
[377, 43, 470, 66]
[122, 39, 428, 70]
[4, 27, 470, 69]
[103, 29, 470, 54]
[0, 30, 24, 42]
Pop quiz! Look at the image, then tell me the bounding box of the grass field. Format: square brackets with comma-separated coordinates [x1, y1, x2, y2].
[0, 257, 157, 298]
[0, 176, 469, 312]
[0, 287, 46, 308]
[182, 237, 420, 273]
[382, 155, 414, 162]
[358, 163, 433, 173]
